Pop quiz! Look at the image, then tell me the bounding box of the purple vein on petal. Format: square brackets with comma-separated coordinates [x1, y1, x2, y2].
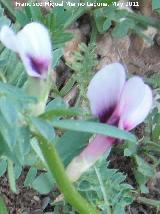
[28, 55, 49, 75]
[99, 105, 116, 123]
[87, 63, 126, 123]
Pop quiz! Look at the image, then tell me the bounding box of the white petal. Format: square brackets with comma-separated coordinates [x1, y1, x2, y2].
[17, 22, 52, 77]
[17, 22, 52, 60]
[0, 26, 18, 52]
[1, 23, 52, 78]
[87, 63, 126, 122]
[118, 77, 152, 130]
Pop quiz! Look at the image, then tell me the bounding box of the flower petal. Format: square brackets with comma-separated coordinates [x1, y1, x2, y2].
[80, 134, 114, 163]
[17, 22, 51, 60]
[0, 26, 18, 52]
[17, 22, 52, 78]
[87, 63, 126, 122]
[117, 77, 152, 130]
[0, 23, 52, 78]
[66, 135, 114, 182]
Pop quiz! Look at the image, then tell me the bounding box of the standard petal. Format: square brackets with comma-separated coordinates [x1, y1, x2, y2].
[87, 63, 126, 123]
[117, 77, 152, 130]
[0, 23, 52, 78]
[17, 22, 52, 60]
[0, 26, 18, 52]
[17, 22, 52, 77]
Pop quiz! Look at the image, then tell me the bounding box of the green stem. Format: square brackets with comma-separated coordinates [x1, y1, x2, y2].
[38, 136, 99, 214]
[137, 197, 160, 209]
[24, 70, 52, 116]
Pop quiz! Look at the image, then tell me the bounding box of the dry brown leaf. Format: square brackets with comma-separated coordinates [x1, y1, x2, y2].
[96, 33, 130, 70]
[132, 27, 157, 55]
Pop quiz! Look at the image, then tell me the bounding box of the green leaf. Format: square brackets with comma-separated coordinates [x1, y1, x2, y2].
[124, 141, 137, 157]
[0, 82, 35, 104]
[15, 127, 30, 164]
[51, 119, 136, 142]
[24, 167, 37, 187]
[56, 131, 91, 166]
[135, 155, 155, 177]
[14, 164, 22, 179]
[59, 76, 75, 96]
[53, 31, 73, 49]
[0, 59, 8, 67]
[0, 4, 10, 29]
[112, 19, 135, 38]
[137, 197, 160, 208]
[30, 117, 55, 143]
[52, 48, 64, 68]
[43, 7, 74, 48]
[7, 159, 17, 193]
[31, 172, 54, 194]
[134, 170, 149, 193]
[0, 159, 7, 177]
[0, 0, 15, 20]
[0, 96, 18, 125]
[0, 113, 17, 149]
[15, 10, 30, 26]
[94, 16, 107, 33]
[127, 12, 160, 29]
[0, 134, 17, 163]
[0, 49, 27, 87]
[114, 205, 125, 214]
[0, 197, 8, 214]
[152, 0, 160, 10]
[29, 4, 42, 21]
[40, 107, 84, 120]
[145, 73, 160, 89]
[152, 119, 160, 142]
[66, 43, 97, 98]
[30, 138, 46, 166]
[77, 157, 134, 212]
[46, 97, 66, 111]
[93, 6, 114, 33]
[103, 19, 112, 32]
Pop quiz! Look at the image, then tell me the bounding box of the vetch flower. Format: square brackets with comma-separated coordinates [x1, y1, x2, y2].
[66, 63, 152, 182]
[0, 22, 52, 78]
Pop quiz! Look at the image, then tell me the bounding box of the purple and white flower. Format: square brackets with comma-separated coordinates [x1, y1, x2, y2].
[0, 22, 52, 78]
[66, 63, 152, 182]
